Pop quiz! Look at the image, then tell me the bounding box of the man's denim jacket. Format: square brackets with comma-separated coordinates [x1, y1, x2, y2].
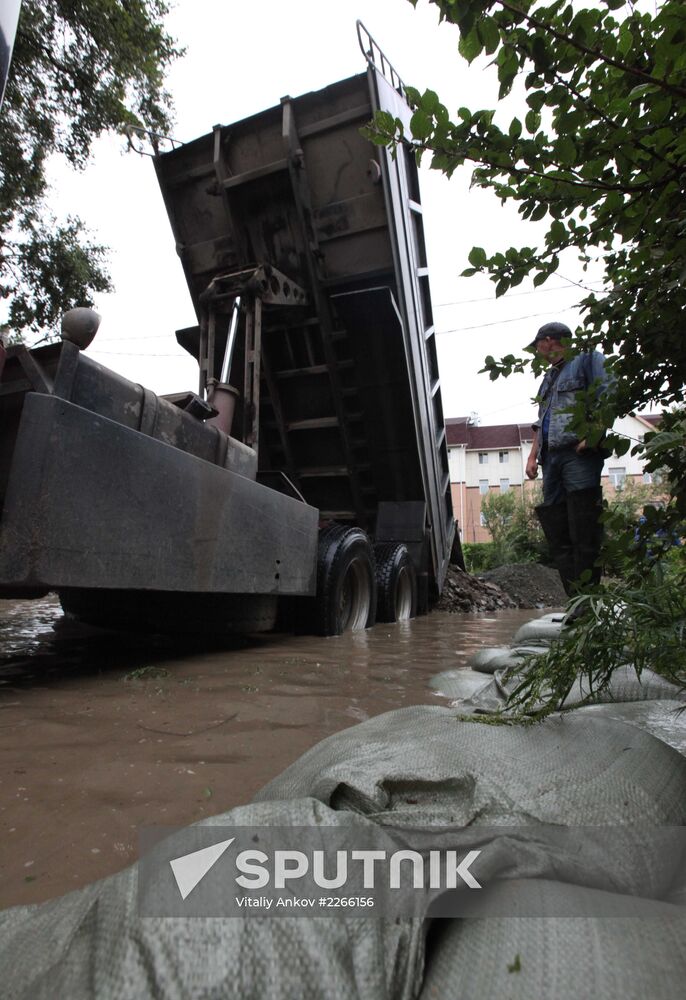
[533, 351, 608, 460]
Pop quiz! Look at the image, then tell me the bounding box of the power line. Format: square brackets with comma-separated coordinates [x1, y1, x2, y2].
[96, 333, 175, 342]
[479, 399, 537, 419]
[436, 304, 579, 335]
[434, 278, 604, 308]
[89, 349, 186, 358]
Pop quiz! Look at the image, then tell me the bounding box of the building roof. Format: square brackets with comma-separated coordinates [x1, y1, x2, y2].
[445, 418, 531, 449]
[445, 412, 663, 451]
[445, 419, 470, 446]
[637, 413, 662, 428]
[517, 423, 536, 442]
[469, 424, 522, 449]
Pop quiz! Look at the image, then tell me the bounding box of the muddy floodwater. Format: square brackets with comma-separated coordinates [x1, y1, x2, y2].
[0, 596, 543, 908]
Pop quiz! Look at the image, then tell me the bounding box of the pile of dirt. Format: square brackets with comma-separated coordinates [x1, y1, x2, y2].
[436, 566, 517, 613]
[480, 562, 567, 609]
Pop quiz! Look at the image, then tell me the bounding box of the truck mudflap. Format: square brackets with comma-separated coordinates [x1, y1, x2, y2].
[0, 393, 318, 596]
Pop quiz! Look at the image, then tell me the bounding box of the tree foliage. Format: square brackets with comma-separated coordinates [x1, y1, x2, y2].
[368, 1, 686, 503]
[480, 488, 545, 565]
[367, 0, 686, 709]
[1, 0, 181, 337]
[506, 565, 686, 719]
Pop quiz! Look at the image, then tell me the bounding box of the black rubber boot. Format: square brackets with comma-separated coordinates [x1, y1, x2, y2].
[567, 486, 604, 587]
[535, 501, 576, 596]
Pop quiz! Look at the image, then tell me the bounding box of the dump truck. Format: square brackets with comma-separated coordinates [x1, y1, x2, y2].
[0, 23, 455, 636]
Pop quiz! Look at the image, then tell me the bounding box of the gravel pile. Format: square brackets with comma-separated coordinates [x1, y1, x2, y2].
[436, 566, 516, 613]
[480, 562, 567, 609]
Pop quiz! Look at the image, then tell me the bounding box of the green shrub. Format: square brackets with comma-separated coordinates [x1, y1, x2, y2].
[506, 550, 686, 720]
[480, 489, 548, 567]
[601, 480, 669, 577]
[463, 542, 497, 573]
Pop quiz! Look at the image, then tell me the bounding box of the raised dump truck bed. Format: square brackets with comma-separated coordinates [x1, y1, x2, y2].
[0, 24, 454, 634]
[154, 25, 454, 603]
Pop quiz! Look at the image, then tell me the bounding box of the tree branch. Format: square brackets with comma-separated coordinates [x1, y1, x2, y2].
[553, 69, 680, 175]
[425, 137, 663, 193]
[498, 0, 686, 100]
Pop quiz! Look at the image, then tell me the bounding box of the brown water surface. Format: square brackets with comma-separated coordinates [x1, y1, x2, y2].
[0, 596, 541, 907]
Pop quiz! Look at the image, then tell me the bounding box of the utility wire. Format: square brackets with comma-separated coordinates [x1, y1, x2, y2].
[90, 349, 185, 358]
[94, 332, 176, 342]
[436, 304, 579, 335]
[479, 400, 537, 419]
[434, 278, 604, 308]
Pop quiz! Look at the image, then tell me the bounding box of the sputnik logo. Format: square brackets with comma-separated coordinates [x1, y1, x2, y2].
[168, 836, 483, 901]
[170, 838, 235, 900]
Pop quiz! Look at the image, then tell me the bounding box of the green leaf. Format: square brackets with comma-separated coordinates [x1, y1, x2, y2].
[556, 135, 577, 166]
[410, 109, 433, 142]
[628, 83, 656, 102]
[404, 85, 421, 107]
[420, 89, 440, 114]
[458, 28, 484, 63]
[526, 91, 546, 113]
[617, 23, 634, 57]
[468, 246, 488, 267]
[525, 110, 542, 134]
[509, 117, 522, 139]
[531, 36, 550, 71]
[373, 110, 395, 134]
[477, 16, 501, 56]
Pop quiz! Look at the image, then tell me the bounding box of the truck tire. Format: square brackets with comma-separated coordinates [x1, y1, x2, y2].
[313, 523, 377, 636]
[374, 543, 417, 623]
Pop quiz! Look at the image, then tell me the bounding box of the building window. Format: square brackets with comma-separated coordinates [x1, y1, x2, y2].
[643, 472, 653, 485]
[608, 467, 626, 488]
[500, 478, 510, 492]
[499, 451, 509, 464]
[479, 480, 489, 495]
[478, 452, 488, 464]
[479, 512, 487, 527]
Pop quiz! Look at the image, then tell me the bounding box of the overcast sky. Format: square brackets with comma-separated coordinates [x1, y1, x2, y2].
[46, 0, 601, 427]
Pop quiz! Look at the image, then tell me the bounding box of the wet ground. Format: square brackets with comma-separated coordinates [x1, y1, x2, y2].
[0, 596, 542, 909]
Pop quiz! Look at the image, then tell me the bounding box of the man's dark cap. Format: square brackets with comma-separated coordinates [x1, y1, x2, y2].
[528, 321, 572, 349]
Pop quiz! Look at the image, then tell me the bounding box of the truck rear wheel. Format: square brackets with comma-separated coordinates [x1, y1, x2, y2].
[374, 543, 417, 622]
[313, 523, 376, 636]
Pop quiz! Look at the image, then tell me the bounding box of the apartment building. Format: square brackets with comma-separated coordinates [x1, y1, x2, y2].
[447, 413, 662, 543]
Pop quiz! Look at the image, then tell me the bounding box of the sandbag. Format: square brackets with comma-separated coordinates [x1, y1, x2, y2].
[0, 797, 426, 1000]
[428, 668, 492, 700]
[460, 664, 685, 716]
[469, 645, 548, 675]
[578, 699, 686, 758]
[3, 702, 686, 999]
[257, 705, 686, 828]
[511, 615, 565, 644]
[419, 880, 686, 1000]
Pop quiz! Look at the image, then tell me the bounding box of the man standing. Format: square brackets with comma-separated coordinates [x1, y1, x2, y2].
[526, 321, 609, 595]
